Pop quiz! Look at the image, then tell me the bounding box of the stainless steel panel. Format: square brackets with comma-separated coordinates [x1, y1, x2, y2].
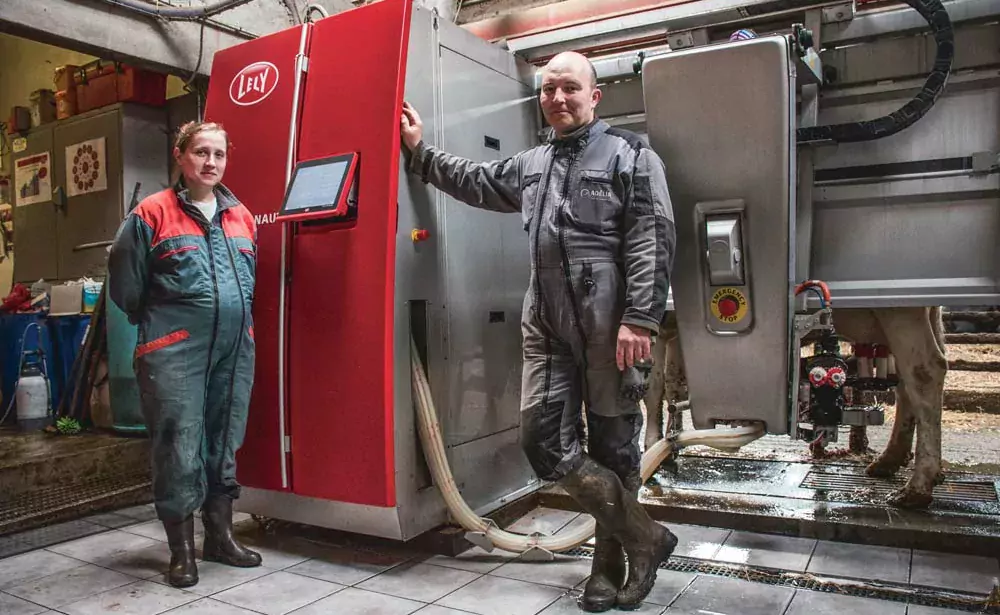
[12, 127, 58, 283]
[53, 108, 123, 280]
[237, 487, 405, 540]
[437, 46, 531, 447]
[811, 187, 1000, 306]
[814, 88, 1000, 170]
[642, 36, 795, 434]
[822, 0, 1000, 45]
[821, 23, 1000, 87]
[389, 6, 539, 542]
[449, 426, 538, 514]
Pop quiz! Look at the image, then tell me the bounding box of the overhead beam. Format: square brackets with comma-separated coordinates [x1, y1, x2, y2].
[0, 0, 255, 77]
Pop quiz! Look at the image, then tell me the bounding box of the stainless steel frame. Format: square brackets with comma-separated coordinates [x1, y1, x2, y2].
[642, 36, 797, 434]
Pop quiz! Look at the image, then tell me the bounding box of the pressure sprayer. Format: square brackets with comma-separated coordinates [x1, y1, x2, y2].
[0, 322, 53, 431]
[409, 335, 763, 559]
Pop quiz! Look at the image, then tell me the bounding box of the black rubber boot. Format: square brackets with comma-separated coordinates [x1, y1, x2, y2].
[560, 456, 676, 611]
[581, 473, 644, 611]
[201, 495, 262, 567]
[163, 516, 198, 588]
[581, 523, 625, 612]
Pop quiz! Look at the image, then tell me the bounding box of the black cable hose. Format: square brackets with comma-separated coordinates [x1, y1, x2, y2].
[796, 0, 954, 144]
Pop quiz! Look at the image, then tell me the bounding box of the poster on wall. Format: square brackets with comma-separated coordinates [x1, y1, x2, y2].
[66, 137, 108, 198]
[14, 152, 52, 206]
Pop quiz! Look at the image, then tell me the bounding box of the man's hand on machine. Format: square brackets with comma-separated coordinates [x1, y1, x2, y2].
[400, 101, 423, 152]
[618, 324, 655, 402]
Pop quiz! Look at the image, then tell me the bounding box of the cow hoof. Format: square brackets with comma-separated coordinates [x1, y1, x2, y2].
[888, 488, 932, 509]
[866, 457, 904, 478]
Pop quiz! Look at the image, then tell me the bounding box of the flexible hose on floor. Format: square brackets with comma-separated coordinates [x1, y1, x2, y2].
[410, 335, 765, 555]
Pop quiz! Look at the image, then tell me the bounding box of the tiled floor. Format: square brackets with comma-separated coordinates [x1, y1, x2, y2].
[0, 504, 997, 615]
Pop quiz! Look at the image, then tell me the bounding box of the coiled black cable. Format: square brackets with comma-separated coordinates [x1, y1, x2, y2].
[797, 0, 954, 144]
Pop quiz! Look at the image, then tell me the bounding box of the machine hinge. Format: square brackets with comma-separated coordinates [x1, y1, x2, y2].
[300, 56, 309, 73]
[283, 435, 292, 452]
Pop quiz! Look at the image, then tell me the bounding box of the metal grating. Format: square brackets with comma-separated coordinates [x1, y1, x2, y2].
[0, 473, 151, 533]
[562, 545, 1000, 613]
[799, 471, 998, 503]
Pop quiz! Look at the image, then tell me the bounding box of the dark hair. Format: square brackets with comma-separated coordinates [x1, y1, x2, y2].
[588, 60, 597, 88]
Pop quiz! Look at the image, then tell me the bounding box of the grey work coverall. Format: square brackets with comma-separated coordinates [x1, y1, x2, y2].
[407, 119, 676, 484]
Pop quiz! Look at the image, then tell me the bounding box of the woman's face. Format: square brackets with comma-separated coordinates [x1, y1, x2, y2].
[175, 130, 228, 193]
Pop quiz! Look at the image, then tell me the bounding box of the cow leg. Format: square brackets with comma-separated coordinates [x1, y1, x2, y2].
[662, 335, 687, 433]
[866, 379, 915, 477]
[873, 308, 947, 509]
[643, 333, 668, 450]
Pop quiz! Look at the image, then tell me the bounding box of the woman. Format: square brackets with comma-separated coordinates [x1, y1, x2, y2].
[109, 120, 260, 588]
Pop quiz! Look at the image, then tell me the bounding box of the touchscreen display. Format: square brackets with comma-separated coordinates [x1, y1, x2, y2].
[283, 159, 351, 212]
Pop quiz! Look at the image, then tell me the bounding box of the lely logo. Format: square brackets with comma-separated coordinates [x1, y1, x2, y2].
[229, 61, 279, 106]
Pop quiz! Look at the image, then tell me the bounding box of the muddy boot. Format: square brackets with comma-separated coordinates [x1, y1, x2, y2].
[617, 471, 677, 610]
[581, 472, 644, 612]
[163, 516, 198, 588]
[560, 457, 676, 611]
[581, 523, 625, 612]
[201, 495, 262, 567]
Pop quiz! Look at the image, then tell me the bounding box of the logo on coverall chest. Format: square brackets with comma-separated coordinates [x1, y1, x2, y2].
[229, 62, 279, 106]
[580, 186, 614, 200]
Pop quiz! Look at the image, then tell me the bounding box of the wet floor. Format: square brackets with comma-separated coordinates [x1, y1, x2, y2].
[0, 503, 996, 615]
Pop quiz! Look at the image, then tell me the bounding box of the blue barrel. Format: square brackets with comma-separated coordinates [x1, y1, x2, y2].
[105, 274, 146, 435]
[45, 314, 92, 415]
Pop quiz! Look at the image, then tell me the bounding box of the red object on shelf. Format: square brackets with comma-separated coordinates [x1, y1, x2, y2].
[76, 65, 167, 113]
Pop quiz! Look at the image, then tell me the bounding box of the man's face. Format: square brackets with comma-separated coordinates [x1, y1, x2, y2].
[539, 62, 600, 136]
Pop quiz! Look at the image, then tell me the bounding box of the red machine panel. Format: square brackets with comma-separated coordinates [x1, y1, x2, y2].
[287, 0, 413, 506]
[203, 24, 312, 492]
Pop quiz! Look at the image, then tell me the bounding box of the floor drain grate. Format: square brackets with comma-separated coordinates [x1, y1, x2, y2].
[0, 473, 151, 533]
[561, 545, 1000, 613]
[799, 471, 998, 503]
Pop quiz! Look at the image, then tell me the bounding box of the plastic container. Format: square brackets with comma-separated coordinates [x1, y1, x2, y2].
[0, 315, 52, 425]
[29, 89, 57, 127]
[16, 359, 51, 430]
[82, 281, 102, 313]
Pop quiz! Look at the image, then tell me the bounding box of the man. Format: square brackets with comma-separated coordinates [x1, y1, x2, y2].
[400, 51, 677, 611]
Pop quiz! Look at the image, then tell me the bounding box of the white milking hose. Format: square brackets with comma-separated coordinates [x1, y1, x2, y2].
[410, 335, 765, 554]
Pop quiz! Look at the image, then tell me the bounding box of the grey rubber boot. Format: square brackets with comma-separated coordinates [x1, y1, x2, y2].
[560, 456, 677, 610]
[581, 472, 643, 611]
[163, 516, 198, 588]
[201, 495, 262, 567]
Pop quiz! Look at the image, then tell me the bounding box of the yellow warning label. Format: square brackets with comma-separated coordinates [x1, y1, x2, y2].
[710, 287, 749, 324]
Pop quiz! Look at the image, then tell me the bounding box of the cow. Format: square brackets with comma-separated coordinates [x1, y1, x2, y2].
[642, 307, 948, 509]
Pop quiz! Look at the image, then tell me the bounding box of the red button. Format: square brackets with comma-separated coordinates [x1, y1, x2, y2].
[718, 296, 739, 317]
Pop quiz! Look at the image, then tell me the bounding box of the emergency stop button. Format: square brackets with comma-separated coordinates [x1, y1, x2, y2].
[718, 296, 739, 318]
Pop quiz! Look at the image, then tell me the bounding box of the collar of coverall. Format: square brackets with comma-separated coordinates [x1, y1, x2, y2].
[172, 179, 242, 213]
[548, 118, 608, 150]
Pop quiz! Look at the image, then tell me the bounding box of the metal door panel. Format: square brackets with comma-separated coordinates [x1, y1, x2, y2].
[439, 46, 533, 447]
[54, 109, 123, 280]
[642, 37, 796, 434]
[12, 128, 58, 283]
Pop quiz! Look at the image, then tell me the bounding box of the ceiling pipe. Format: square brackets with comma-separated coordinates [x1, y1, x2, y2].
[463, 0, 697, 43]
[94, 0, 257, 20]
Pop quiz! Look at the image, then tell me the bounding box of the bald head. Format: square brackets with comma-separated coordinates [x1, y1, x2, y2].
[539, 51, 602, 136]
[544, 51, 598, 88]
